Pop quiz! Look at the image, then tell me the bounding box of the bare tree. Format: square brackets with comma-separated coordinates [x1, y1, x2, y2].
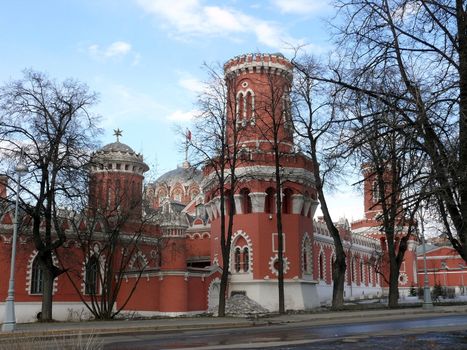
[189, 64, 244, 316]
[0, 70, 101, 321]
[58, 176, 160, 320]
[343, 92, 429, 307]
[291, 55, 348, 308]
[251, 64, 296, 314]
[319, 0, 467, 261]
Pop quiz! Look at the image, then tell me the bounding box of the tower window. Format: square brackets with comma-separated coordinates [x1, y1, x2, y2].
[85, 255, 99, 295]
[372, 181, 381, 203]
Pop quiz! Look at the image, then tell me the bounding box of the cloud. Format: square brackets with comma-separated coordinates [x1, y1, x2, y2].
[135, 0, 302, 49]
[178, 74, 204, 94]
[272, 0, 330, 14]
[166, 110, 197, 122]
[97, 83, 166, 127]
[87, 41, 141, 64]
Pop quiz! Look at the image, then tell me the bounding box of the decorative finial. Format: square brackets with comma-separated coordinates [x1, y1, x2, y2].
[113, 128, 123, 142]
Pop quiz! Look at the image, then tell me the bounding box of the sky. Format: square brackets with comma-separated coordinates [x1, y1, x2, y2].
[0, 0, 364, 221]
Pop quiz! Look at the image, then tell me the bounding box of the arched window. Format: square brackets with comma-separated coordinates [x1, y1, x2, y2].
[234, 248, 241, 272]
[372, 181, 381, 203]
[360, 259, 364, 285]
[85, 255, 99, 295]
[246, 91, 254, 118]
[240, 188, 252, 214]
[265, 187, 275, 214]
[302, 236, 312, 274]
[243, 247, 249, 272]
[319, 253, 324, 280]
[282, 188, 293, 214]
[331, 255, 336, 281]
[236, 92, 245, 119]
[303, 249, 308, 272]
[30, 256, 43, 295]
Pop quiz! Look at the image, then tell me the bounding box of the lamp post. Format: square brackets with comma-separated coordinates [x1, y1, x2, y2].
[420, 218, 433, 309]
[2, 158, 28, 332]
[459, 264, 465, 295]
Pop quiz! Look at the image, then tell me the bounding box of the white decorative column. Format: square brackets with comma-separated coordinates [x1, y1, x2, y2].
[234, 194, 243, 214]
[292, 194, 305, 214]
[249, 192, 267, 213]
[205, 204, 213, 221]
[309, 199, 320, 218]
[210, 201, 218, 219]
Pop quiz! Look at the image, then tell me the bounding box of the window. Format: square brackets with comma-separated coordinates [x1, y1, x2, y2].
[243, 247, 249, 272]
[360, 260, 364, 285]
[234, 248, 241, 273]
[30, 257, 43, 295]
[319, 253, 324, 280]
[85, 255, 99, 295]
[372, 181, 381, 203]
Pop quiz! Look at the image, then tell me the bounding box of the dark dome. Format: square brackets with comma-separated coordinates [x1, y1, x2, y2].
[101, 141, 136, 154]
[156, 163, 202, 185]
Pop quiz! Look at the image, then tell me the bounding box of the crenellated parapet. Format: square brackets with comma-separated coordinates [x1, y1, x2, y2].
[224, 53, 293, 80]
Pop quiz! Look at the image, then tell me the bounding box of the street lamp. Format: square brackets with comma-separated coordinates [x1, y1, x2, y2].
[459, 264, 465, 296]
[2, 157, 28, 332]
[420, 220, 433, 310]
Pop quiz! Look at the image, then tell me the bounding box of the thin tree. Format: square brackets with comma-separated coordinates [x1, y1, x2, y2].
[189, 64, 244, 316]
[0, 70, 101, 321]
[319, 0, 467, 261]
[59, 174, 159, 320]
[343, 93, 430, 307]
[292, 55, 348, 308]
[253, 67, 295, 314]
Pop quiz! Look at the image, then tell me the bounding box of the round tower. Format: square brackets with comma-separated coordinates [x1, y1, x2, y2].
[203, 53, 320, 311]
[224, 53, 294, 154]
[89, 131, 149, 220]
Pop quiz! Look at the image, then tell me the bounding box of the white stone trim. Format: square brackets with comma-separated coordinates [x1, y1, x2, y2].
[231, 230, 253, 275]
[26, 250, 59, 295]
[268, 254, 290, 276]
[248, 192, 266, 213]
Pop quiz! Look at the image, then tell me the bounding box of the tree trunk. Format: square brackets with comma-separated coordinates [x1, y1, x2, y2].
[41, 265, 54, 321]
[217, 267, 229, 317]
[388, 261, 400, 308]
[332, 251, 346, 309]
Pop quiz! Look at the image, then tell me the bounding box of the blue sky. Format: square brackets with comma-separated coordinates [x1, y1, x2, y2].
[0, 0, 363, 220]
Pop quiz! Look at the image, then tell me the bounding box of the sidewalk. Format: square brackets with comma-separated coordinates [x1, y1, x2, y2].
[1, 304, 466, 339]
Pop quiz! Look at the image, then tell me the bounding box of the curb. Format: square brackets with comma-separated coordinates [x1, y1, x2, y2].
[1, 306, 466, 340]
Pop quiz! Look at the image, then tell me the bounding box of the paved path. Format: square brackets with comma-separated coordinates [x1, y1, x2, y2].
[0, 304, 465, 339]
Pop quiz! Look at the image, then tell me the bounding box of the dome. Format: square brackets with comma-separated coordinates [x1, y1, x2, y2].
[101, 141, 136, 154]
[156, 162, 202, 185]
[91, 140, 149, 174]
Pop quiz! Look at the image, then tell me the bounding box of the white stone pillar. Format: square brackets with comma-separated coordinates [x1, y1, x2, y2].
[292, 194, 305, 214]
[210, 201, 218, 219]
[234, 194, 243, 214]
[249, 192, 267, 213]
[205, 204, 213, 221]
[309, 199, 320, 218]
[303, 197, 311, 217]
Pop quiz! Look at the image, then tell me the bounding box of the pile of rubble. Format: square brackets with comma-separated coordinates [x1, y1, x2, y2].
[209, 294, 269, 317]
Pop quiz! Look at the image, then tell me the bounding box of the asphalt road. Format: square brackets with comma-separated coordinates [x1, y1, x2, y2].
[103, 314, 467, 350]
